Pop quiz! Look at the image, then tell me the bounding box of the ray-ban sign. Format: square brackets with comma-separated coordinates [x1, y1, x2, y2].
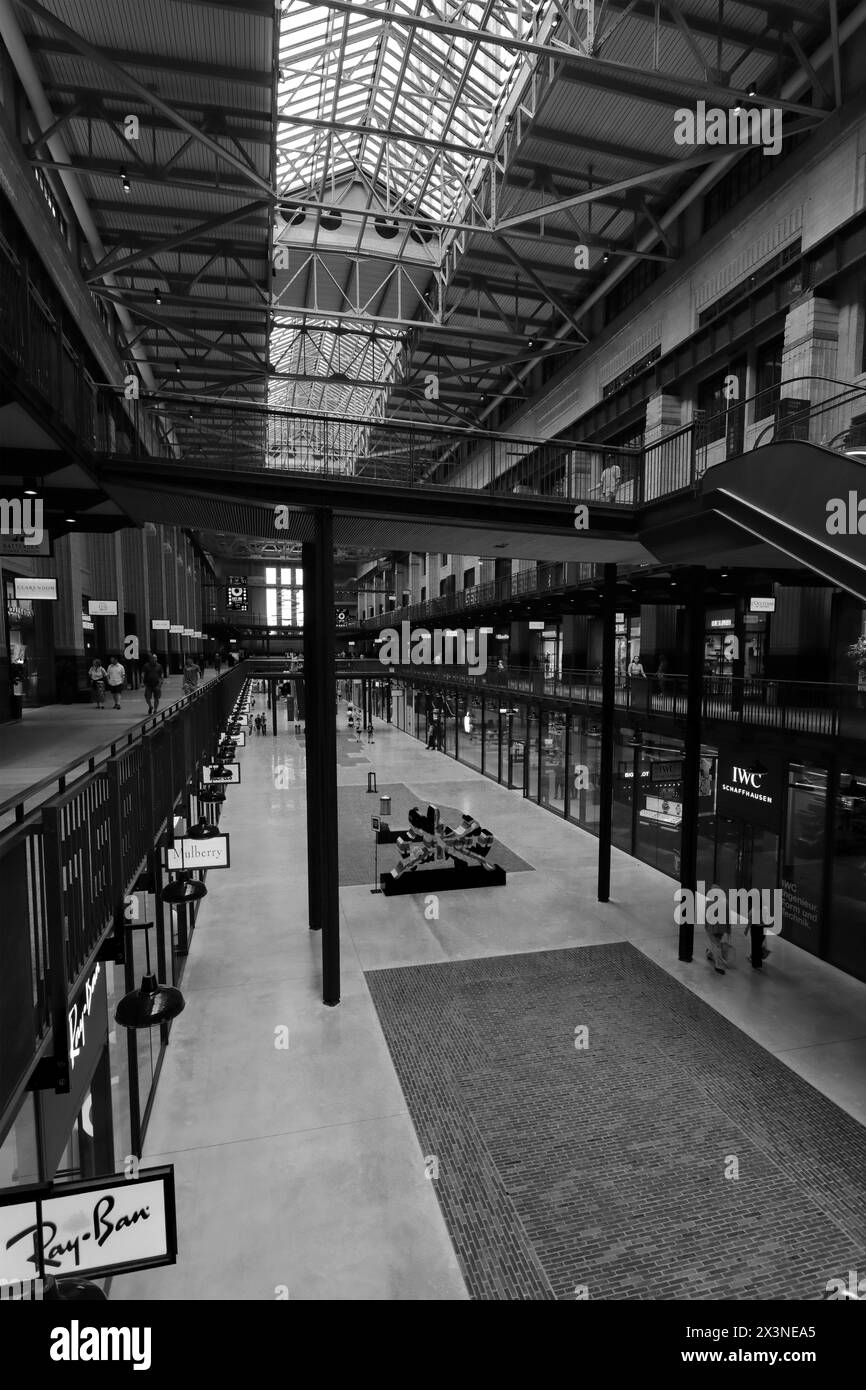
[0, 1167, 177, 1283]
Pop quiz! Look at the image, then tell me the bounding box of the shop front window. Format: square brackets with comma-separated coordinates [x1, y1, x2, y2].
[0, 1094, 39, 1188]
[460, 694, 483, 773]
[526, 706, 540, 800]
[540, 709, 567, 815]
[827, 766, 866, 981]
[781, 763, 827, 956]
[633, 740, 685, 878]
[568, 718, 601, 834]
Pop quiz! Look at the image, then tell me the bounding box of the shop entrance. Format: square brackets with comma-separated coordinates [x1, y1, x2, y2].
[714, 818, 780, 901]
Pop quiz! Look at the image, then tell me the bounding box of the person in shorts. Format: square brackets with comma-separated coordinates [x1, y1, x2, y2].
[142, 653, 164, 713]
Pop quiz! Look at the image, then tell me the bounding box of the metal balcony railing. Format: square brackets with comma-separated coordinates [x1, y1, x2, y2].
[380, 665, 865, 740]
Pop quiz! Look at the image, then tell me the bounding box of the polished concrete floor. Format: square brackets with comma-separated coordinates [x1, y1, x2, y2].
[110, 699, 866, 1301]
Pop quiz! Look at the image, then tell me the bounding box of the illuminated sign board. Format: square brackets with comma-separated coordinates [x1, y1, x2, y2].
[749, 596, 776, 613]
[151, 619, 170, 630]
[13, 577, 56, 600]
[717, 746, 783, 830]
[169, 624, 184, 634]
[88, 600, 118, 617]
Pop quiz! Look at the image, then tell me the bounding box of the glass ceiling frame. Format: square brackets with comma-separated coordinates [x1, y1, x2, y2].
[271, 0, 548, 423]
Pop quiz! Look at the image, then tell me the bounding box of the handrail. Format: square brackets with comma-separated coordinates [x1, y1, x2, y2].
[0, 669, 239, 826]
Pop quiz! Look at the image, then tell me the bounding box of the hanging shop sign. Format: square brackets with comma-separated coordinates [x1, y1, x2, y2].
[151, 619, 170, 630]
[165, 835, 231, 871]
[37, 964, 108, 1177]
[709, 617, 734, 629]
[88, 600, 118, 617]
[0, 1167, 177, 1284]
[716, 745, 783, 830]
[13, 577, 57, 600]
[0, 534, 51, 557]
[183, 628, 194, 637]
[201, 763, 241, 785]
[749, 596, 776, 613]
[169, 624, 184, 634]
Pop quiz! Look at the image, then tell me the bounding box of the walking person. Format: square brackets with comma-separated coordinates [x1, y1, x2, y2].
[628, 653, 646, 680]
[105, 655, 126, 710]
[598, 460, 622, 503]
[366, 719, 374, 744]
[182, 655, 200, 697]
[88, 657, 108, 709]
[705, 904, 732, 976]
[142, 652, 164, 714]
[214, 651, 222, 677]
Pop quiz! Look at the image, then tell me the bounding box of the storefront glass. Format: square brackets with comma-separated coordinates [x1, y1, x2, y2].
[568, 717, 601, 835]
[0, 1095, 39, 1187]
[540, 709, 567, 815]
[526, 706, 540, 800]
[459, 694, 483, 772]
[781, 762, 827, 957]
[828, 764, 866, 981]
[633, 739, 684, 878]
[508, 703, 527, 790]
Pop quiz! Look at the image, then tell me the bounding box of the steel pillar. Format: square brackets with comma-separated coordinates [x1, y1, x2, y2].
[312, 511, 340, 1005]
[597, 563, 617, 903]
[678, 567, 706, 962]
[302, 541, 321, 934]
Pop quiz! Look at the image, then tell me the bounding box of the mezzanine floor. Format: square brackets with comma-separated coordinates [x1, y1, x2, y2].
[0, 671, 217, 825]
[109, 706, 866, 1300]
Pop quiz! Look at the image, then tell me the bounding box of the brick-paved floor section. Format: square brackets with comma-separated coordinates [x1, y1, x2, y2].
[365, 944, 866, 1300]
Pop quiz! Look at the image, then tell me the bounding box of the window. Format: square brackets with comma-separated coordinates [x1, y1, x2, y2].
[753, 336, 784, 420]
[420, 586, 426, 602]
[463, 567, 476, 589]
[696, 359, 746, 445]
[265, 565, 303, 626]
[440, 554, 449, 566]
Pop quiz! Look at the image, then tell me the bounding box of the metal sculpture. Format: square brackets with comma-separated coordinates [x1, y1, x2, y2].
[390, 804, 495, 881]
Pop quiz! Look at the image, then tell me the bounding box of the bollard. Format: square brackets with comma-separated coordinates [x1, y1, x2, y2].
[379, 793, 391, 818]
[367, 771, 377, 793]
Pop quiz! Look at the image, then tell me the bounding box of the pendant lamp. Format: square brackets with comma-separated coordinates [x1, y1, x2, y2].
[115, 922, 185, 1029]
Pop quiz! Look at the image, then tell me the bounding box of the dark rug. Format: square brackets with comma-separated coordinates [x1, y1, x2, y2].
[338, 782, 533, 887]
[365, 943, 866, 1300]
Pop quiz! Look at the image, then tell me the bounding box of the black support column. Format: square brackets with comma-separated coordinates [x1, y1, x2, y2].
[597, 563, 617, 903]
[302, 542, 320, 935]
[678, 567, 706, 962]
[305, 510, 340, 1005]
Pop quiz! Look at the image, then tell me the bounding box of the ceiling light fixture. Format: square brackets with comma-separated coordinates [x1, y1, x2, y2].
[119, 166, 131, 193]
[154, 290, 162, 305]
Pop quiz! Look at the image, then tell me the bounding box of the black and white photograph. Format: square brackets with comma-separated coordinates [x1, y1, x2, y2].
[0, 0, 864, 1362]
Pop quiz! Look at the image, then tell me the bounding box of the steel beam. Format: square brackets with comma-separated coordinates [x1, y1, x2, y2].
[14, 0, 275, 195]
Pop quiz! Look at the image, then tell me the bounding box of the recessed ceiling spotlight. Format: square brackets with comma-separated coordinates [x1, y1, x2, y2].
[154, 290, 162, 305]
[119, 166, 131, 193]
[602, 251, 610, 265]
